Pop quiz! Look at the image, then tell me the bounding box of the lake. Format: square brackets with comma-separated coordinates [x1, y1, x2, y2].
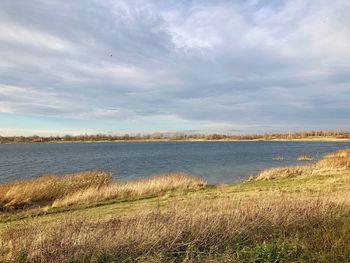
[0, 141, 350, 184]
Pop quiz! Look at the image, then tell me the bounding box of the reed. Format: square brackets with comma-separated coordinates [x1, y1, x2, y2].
[317, 149, 350, 169]
[254, 166, 308, 180]
[0, 172, 206, 210]
[52, 172, 206, 208]
[0, 171, 112, 209]
[297, 155, 313, 161]
[255, 149, 350, 180]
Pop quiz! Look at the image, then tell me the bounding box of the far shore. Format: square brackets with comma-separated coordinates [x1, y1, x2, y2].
[2, 131, 350, 144]
[1, 137, 350, 145]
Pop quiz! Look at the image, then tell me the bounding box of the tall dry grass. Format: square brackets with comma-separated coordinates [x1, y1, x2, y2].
[52, 172, 206, 208]
[1, 195, 349, 262]
[317, 149, 350, 169]
[0, 172, 206, 210]
[0, 171, 112, 209]
[255, 148, 350, 180]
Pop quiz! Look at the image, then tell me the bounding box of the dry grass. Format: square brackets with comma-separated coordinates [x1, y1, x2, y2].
[0, 171, 112, 209]
[0, 172, 206, 210]
[255, 148, 350, 180]
[254, 165, 309, 180]
[52, 173, 206, 208]
[317, 149, 350, 169]
[297, 155, 313, 161]
[1, 195, 349, 262]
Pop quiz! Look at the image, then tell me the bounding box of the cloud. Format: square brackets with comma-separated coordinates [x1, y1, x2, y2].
[0, 128, 84, 137]
[0, 0, 350, 134]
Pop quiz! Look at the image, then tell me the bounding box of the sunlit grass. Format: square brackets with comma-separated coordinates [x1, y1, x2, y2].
[1, 189, 349, 262]
[255, 149, 350, 180]
[0, 171, 112, 209]
[52, 172, 206, 208]
[0, 172, 206, 210]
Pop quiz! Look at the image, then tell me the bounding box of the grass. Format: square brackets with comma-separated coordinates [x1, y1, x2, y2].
[52, 173, 206, 208]
[0, 171, 112, 210]
[0, 172, 205, 211]
[297, 155, 313, 161]
[255, 148, 350, 180]
[0, 149, 349, 262]
[2, 195, 349, 262]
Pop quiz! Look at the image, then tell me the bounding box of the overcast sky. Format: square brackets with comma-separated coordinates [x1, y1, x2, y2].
[0, 0, 350, 136]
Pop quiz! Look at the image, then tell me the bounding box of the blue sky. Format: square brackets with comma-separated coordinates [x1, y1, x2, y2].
[0, 0, 350, 136]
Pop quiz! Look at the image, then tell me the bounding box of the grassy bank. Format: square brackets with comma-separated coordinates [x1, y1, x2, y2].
[0, 150, 350, 262]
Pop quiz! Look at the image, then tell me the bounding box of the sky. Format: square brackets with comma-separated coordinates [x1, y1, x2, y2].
[0, 0, 350, 136]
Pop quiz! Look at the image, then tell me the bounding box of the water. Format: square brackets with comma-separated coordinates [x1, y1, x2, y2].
[0, 141, 349, 184]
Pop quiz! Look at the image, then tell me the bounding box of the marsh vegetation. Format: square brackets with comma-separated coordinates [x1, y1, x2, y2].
[297, 155, 314, 161]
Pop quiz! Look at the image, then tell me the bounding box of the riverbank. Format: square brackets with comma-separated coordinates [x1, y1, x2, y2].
[0, 149, 349, 262]
[1, 131, 350, 144]
[1, 137, 350, 145]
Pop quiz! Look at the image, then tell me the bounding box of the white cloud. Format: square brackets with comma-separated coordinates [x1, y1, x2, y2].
[0, 23, 75, 51]
[0, 0, 349, 133]
[0, 128, 83, 136]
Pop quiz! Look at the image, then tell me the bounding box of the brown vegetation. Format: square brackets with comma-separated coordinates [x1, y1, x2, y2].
[317, 149, 350, 169]
[1, 194, 349, 262]
[0, 171, 111, 209]
[297, 155, 313, 161]
[254, 166, 308, 180]
[52, 173, 206, 208]
[1, 130, 349, 144]
[0, 172, 206, 210]
[255, 148, 350, 180]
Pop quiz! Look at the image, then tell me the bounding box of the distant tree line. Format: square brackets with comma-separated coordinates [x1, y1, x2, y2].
[0, 131, 349, 144]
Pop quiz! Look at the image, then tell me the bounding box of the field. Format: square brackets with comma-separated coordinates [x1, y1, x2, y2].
[0, 149, 349, 262]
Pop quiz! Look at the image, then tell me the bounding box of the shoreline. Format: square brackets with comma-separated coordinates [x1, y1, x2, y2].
[1, 137, 350, 145]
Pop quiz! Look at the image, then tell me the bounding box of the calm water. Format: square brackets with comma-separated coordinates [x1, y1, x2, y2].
[0, 141, 350, 184]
